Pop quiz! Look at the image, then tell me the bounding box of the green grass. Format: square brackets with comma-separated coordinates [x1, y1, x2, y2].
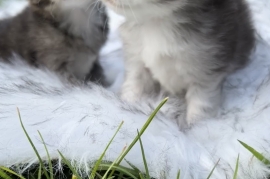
[238, 140, 270, 166]
[1, 97, 270, 179]
[0, 98, 167, 179]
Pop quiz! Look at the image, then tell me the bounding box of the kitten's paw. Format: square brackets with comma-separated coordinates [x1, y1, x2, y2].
[186, 110, 202, 126]
[185, 84, 222, 126]
[120, 83, 144, 103]
[121, 90, 141, 103]
[186, 103, 218, 126]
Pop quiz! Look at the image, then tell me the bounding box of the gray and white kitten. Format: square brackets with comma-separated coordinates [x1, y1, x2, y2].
[0, 0, 108, 85]
[101, 0, 255, 127]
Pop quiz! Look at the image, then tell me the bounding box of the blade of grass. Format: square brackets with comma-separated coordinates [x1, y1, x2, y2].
[238, 140, 270, 165]
[124, 159, 141, 173]
[0, 166, 26, 179]
[233, 154, 240, 179]
[118, 170, 124, 179]
[90, 121, 124, 179]
[103, 146, 128, 179]
[116, 97, 168, 165]
[38, 131, 53, 179]
[137, 130, 150, 179]
[102, 159, 122, 179]
[100, 161, 139, 176]
[17, 107, 50, 179]
[29, 173, 36, 179]
[95, 172, 103, 179]
[139, 173, 146, 179]
[0, 168, 12, 179]
[38, 164, 42, 179]
[58, 150, 82, 179]
[108, 97, 168, 177]
[206, 159, 220, 179]
[99, 164, 138, 179]
[176, 169, 180, 179]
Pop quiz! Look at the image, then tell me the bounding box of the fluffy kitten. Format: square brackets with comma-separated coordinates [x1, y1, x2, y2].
[101, 0, 255, 127]
[0, 0, 108, 85]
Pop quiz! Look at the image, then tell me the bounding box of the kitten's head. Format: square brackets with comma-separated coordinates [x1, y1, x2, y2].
[101, 0, 187, 19]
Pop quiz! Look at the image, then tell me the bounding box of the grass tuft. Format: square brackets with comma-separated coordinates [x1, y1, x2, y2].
[116, 97, 168, 165]
[17, 107, 50, 179]
[1, 98, 168, 179]
[90, 121, 124, 179]
[2, 99, 270, 179]
[238, 140, 270, 166]
[0, 166, 25, 179]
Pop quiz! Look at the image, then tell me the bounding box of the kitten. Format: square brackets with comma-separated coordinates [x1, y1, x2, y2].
[101, 0, 255, 127]
[0, 0, 109, 85]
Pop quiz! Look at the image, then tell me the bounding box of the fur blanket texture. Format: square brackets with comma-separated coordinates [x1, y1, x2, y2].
[0, 0, 270, 178]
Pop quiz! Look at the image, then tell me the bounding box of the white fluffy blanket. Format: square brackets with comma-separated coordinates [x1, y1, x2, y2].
[0, 0, 270, 178]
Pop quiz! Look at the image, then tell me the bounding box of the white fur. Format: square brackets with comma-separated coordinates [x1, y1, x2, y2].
[120, 20, 223, 125]
[103, 0, 184, 21]
[107, 0, 238, 125]
[1, 40, 270, 179]
[1, 0, 270, 179]
[247, 0, 270, 44]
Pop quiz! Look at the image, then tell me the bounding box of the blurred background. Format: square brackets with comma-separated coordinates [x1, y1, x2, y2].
[0, 0, 28, 19]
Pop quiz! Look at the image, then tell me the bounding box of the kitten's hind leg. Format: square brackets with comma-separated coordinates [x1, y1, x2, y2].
[121, 61, 159, 102]
[185, 82, 222, 126]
